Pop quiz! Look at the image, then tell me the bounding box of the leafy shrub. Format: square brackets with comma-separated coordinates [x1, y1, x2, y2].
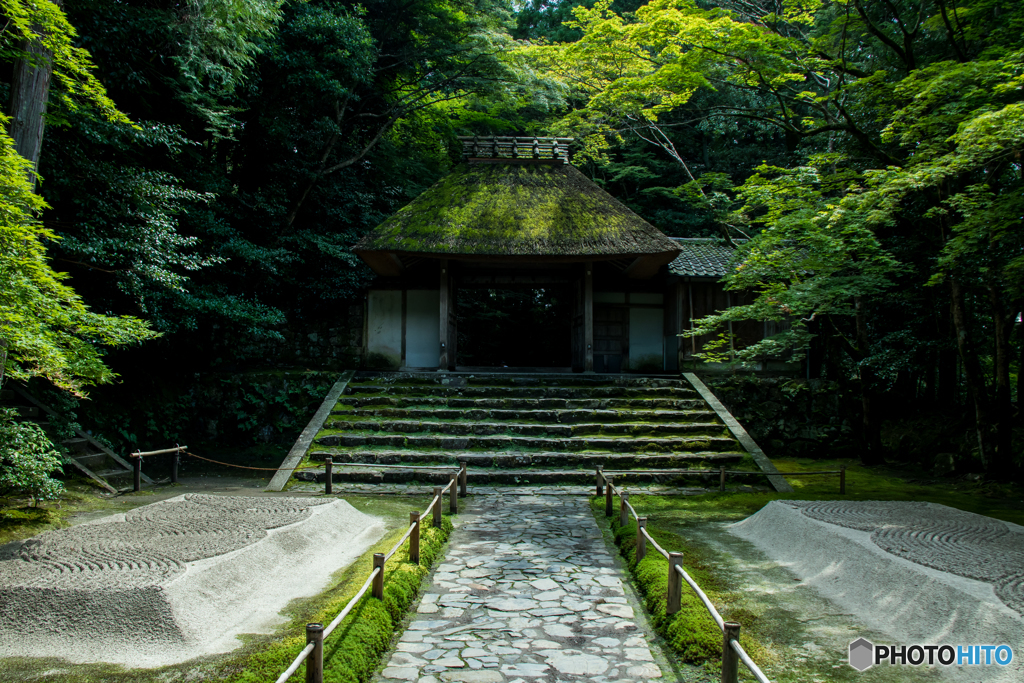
[0, 407, 64, 502]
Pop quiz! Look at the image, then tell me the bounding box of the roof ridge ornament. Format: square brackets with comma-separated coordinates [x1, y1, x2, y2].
[458, 135, 572, 165]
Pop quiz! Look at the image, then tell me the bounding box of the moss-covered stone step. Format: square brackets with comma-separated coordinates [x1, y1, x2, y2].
[308, 449, 745, 468]
[349, 374, 688, 388]
[319, 420, 724, 438]
[313, 432, 737, 453]
[328, 407, 717, 424]
[344, 385, 697, 399]
[337, 397, 707, 411]
[295, 465, 751, 485]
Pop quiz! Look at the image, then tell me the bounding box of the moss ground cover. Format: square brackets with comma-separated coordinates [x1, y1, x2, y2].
[593, 497, 772, 677]
[596, 458, 1024, 681]
[0, 494, 452, 683]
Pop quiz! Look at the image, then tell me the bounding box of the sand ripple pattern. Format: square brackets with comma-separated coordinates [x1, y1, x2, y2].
[1, 494, 332, 589]
[789, 501, 1024, 615]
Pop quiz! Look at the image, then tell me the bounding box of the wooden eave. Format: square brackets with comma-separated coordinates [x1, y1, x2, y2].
[355, 248, 681, 280]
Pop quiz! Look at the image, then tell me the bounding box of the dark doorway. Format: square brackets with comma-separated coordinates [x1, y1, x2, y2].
[456, 287, 572, 367]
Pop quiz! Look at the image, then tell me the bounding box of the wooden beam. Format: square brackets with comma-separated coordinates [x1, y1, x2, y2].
[584, 262, 594, 373]
[439, 259, 449, 370]
[621, 250, 680, 279]
[354, 250, 404, 277]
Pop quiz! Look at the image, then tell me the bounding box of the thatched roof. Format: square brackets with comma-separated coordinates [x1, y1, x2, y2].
[668, 238, 744, 278]
[354, 163, 681, 276]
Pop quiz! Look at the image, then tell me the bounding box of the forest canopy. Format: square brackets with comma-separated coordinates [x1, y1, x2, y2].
[0, 0, 1020, 475]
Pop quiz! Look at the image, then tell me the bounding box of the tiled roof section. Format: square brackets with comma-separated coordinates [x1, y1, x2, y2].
[668, 238, 743, 277]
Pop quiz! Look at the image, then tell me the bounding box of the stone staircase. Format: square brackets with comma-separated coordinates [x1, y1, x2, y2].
[300, 373, 755, 486]
[0, 386, 152, 494]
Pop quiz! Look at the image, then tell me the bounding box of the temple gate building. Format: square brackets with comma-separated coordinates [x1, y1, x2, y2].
[353, 136, 781, 372]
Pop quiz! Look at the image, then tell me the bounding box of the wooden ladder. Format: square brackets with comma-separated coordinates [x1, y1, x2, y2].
[6, 386, 155, 494]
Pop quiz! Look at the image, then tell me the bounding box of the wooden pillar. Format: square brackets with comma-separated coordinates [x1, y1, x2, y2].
[721, 622, 741, 683]
[439, 259, 449, 370]
[306, 623, 324, 683]
[636, 517, 647, 562]
[674, 280, 685, 372]
[372, 553, 385, 599]
[432, 487, 443, 527]
[584, 261, 594, 373]
[409, 512, 420, 564]
[667, 551, 683, 615]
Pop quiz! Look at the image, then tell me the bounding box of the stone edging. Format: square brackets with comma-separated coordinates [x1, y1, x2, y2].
[682, 372, 794, 493]
[267, 370, 354, 491]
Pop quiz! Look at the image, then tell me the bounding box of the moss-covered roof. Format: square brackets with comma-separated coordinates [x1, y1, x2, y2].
[353, 163, 681, 258]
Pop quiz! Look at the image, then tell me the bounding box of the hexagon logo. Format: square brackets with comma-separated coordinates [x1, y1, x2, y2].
[849, 638, 874, 671]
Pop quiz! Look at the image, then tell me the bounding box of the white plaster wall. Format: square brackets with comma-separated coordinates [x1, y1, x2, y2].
[406, 290, 440, 367]
[629, 307, 664, 370]
[367, 290, 402, 366]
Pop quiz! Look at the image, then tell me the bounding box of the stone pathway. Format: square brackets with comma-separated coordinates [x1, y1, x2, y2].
[377, 494, 668, 683]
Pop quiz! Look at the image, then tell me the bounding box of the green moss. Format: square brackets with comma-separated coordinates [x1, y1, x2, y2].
[225, 512, 453, 683]
[626, 458, 1024, 527]
[596, 498, 771, 673]
[353, 164, 679, 256]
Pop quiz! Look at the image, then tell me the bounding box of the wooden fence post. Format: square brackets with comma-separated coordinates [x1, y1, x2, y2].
[459, 461, 467, 498]
[840, 465, 846, 495]
[636, 517, 647, 562]
[132, 453, 141, 492]
[306, 622, 324, 683]
[171, 446, 180, 484]
[620, 491, 629, 527]
[719, 466, 726, 492]
[605, 477, 614, 516]
[432, 487, 442, 528]
[721, 622, 741, 683]
[595, 466, 603, 496]
[325, 456, 333, 495]
[409, 512, 420, 564]
[449, 473, 458, 514]
[372, 553, 385, 599]
[667, 552, 683, 615]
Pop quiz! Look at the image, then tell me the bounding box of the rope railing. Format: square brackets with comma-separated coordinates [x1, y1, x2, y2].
[274, 470, 460, 683]
[597, 468, 774, 683]
[599, 465, 847, 494]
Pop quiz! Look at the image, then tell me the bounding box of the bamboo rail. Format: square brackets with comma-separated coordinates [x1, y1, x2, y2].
[274, 473, 458, 683]
[129, 445, 186, 490]
[599, 470, 773, 683]
[601, 466, 847, 494]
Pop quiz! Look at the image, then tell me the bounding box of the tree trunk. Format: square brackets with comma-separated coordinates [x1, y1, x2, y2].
[7, 2, 61, 187]
[988, 289, 1019, 475]
[949, 278, 997, 469]
[854, 297, 884, 464]
[1017, 318, 1023, 412]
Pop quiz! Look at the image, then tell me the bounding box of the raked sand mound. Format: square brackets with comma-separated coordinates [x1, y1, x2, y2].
[730, 501, 1023, 681]
[0, 494, 385, 667]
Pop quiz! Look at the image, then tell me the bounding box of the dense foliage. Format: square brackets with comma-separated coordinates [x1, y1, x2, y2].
[528, 0, 1024, 472]
[0, 0, 1019, 478]
[0, 407, 63, 501]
